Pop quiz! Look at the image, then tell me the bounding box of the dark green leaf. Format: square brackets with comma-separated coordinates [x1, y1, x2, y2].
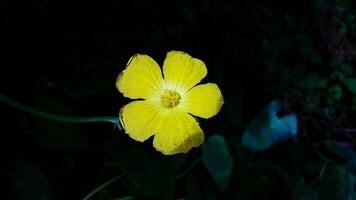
[202, 135, 233, 191]
[341, 63, 353, 74]
[314, 165, 348, 200]
[346, 175, 356, 200]
[293, 178, 317, 200]
[330, 70, 345, 81]
[345, 78, 356, 93]
[7, 160, 52, 200]
[115, 145, 179, 200]
[328, 85, 343, 101]
[310, 51, 323, 64]
[234, 166, 288, 200]
[324, 140, 356, 161]
[305, 74, 328, 90]
[184, 167, 217, 200]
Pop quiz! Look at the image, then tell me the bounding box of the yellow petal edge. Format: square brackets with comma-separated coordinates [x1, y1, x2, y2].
[116, 54, 164, 100]
[184, 83, 224, 119]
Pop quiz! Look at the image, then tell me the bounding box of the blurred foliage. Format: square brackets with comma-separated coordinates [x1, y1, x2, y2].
[2, 0, 356, 199]
[242, 100, 297, 151]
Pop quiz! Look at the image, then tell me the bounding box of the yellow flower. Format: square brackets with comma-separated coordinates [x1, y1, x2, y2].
[116, 51, 224, 155]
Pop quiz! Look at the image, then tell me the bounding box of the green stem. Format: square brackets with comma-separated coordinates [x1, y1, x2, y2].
[82, 174, 123, 200]
[311, 160, 328, 185]
[313, 150, 338, 165]
[0, 94, 121, 129]
[257, 173, 270, 183]
[176, 158, 202, 180]
[86, 158, 202, 200]
[114, 196, 135, 200]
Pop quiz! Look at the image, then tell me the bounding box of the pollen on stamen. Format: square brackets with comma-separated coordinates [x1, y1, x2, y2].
[161, 90, 181, 108]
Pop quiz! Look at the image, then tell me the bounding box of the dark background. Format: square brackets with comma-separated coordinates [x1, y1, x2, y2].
[1, 0, 356, 199]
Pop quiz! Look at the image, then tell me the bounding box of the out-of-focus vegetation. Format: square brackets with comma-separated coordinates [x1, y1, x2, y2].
[1, 0, 356, 199]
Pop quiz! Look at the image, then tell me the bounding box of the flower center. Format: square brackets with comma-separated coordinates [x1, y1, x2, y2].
[160, 90, 181, 108]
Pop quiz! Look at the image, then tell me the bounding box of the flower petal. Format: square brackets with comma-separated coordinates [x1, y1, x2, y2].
[120, 100, 161, 142]
[163, 51, 207, 93]
[153, 110, 204, 155]
[184, 83, 224, 119]
[116, 54, 164, 100]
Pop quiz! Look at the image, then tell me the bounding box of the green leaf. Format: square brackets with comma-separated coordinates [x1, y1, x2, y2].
[330, 70, 345, 81]
[314, 165, 348, 200]
[234, 162, 288, 200]
[345, 78, 356, 93]
[346, 175, 356, 200]
[202, 135, 233, 191]
[305, 74, 328, 90]
[184, 168, 217, 200]
[241, 100, 298, 151]
[341, 63, 353, 74]
[297, 34, 322, 63]
[292, 178, 317, 200]
[112, 145, 179, 200]
[324, 140, 356, 175]
[7, 160, 52, 200]
[310, 51, 323, 64]
[329, 56, 341, 69]
[324, 140, 356, 161]
[328, 85, 343, 101]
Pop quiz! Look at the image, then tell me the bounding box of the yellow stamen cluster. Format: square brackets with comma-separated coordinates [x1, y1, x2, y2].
[160, 90, 181, 108]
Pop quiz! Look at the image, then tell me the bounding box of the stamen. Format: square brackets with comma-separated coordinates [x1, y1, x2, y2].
[160, 90, 181, 108]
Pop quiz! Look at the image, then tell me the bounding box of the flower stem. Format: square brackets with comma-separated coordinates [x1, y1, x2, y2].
[83, 158, 202, 200]
[0, 94, 121, 129]
[114, 196, 136, 200]
[176, 158, 202, 180]
[82, 174, 123, 200]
